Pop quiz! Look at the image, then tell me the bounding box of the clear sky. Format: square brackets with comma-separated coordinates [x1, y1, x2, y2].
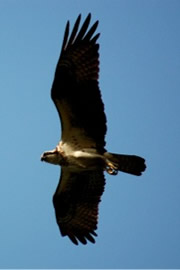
[1, 0, 180, 268]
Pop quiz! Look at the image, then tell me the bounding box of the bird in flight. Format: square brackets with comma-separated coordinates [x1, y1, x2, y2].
[41, 13, 146, 245]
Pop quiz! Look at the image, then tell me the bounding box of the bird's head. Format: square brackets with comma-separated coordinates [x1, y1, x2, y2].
[41, 148, 64, 165]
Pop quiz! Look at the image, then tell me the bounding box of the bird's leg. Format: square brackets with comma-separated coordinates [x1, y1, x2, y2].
[105, 162, 118, 175]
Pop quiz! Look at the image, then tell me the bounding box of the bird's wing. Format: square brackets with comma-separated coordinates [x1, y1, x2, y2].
[51, 13, 107, 150]
[53, 167, 105, 245]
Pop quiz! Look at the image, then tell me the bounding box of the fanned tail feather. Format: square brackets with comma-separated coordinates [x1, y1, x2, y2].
[104, 152, 146, 176]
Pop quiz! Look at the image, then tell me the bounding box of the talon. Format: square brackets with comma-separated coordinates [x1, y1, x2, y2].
[106, 162, 118, 175]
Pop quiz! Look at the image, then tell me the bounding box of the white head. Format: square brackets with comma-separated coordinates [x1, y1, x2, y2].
[41, 148, 65, 165]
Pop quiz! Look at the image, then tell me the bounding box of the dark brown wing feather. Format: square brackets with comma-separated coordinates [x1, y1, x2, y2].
[51, 14, 107, 150]
[53, 169, 105, 245]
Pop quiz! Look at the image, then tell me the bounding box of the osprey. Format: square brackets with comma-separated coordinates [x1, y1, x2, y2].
[41, 13, 146, 245]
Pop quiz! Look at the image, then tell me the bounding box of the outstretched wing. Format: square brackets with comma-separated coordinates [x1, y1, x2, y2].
[53, 168, 105, 245]
[51, 13, 107, 150]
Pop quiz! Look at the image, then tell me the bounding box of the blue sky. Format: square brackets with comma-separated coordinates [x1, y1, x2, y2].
[1, 0, 180, 268]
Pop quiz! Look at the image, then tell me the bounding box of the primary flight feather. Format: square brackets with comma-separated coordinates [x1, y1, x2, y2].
[41, 13, 146, 245]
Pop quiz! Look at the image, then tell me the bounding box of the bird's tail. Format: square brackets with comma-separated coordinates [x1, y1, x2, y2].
[104, 152, 146, 176]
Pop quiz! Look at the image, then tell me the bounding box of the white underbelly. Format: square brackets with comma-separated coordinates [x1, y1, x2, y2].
[59, 142, 105, 170]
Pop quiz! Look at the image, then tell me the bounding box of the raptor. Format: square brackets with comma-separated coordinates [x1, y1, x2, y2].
[41, 13, 146, 245]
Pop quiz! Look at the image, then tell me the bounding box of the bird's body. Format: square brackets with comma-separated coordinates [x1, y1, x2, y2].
[41, 14, 146, 245]
[42, 142, 106, 171]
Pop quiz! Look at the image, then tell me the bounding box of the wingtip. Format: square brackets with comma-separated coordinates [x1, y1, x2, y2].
[87, 13, 91, 20]
[67, 230, 97, 245]
[77, 13, 81, 21]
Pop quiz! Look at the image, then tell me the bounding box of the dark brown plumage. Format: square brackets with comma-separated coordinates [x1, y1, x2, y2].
[53, 170, 105, 245]
[41, 13, 146, 245]
[51, 13, 106, 149]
